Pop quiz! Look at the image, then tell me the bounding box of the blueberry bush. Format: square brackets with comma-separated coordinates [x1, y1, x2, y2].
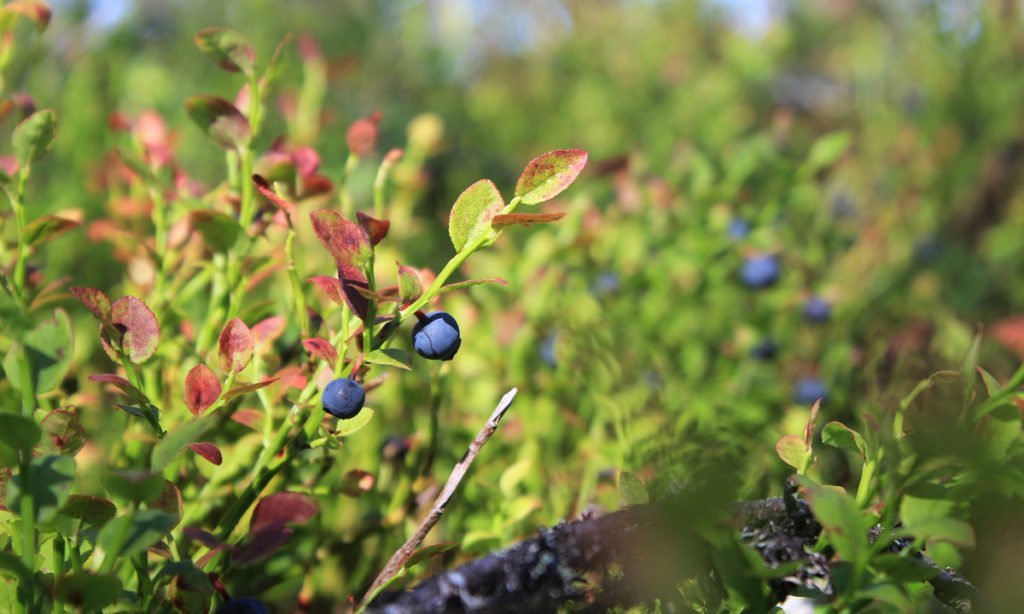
[1, 1, 1024, 612]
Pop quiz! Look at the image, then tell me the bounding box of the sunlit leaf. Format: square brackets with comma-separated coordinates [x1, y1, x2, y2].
[514, 149, 588, 205]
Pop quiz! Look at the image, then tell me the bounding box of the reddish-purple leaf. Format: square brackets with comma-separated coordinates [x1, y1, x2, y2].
[185, 95, 251, 150]
[230, 408, 263, 431]
[251, 315, 286, 347]
[356, 211, 389, 246]
[339, 263, 371, 321]
[300, 174, 333, 198]
[491, 212, 566, 228]
[188, 442, 223, 466]
[111, 296, 160, 363]
[222, 378, 279, 401]
[346, 112, 380, 156]
[250, 492, 318, 535]
[309, 209, 372, 268]
[194, 28, 255, 76]
[251, 174, 295, 214]
[514, 149, 589, 205]
[149, 480, 183, 527]
[397, 262, 423, 305]
[184, 364, 221, 416]
[448, 179, 504, 251]
[70, 287, 111, 321]
[88, 373, 132, 387]
[340, 469, 375, 497]
[308, 275, 344, 305]
[218, 318, 253, 373]
[231, 526, 292, 566]
[301, 338, 338, 368]
[183, 526, 223, 549]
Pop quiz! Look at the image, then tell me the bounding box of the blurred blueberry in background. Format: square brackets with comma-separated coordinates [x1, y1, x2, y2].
[794, 377, 828, 405]
[750, 339, 777, 360]
[740, 254, 780, 289]
[727, 218, 750, 239]
[804, 296, 831, 323]
[540, 333, 558, 368]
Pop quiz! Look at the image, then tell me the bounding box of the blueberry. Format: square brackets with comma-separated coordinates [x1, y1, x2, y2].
[540, 334, 558, 368]
[740, 254, 780, 289]
[727, 218, 750, 239]
[412, 311, 461, 360]
[750, 339, 777, 360]
[217, 598, 270, 614]
[794, 377, 827, 405]
[591, 271, 620, 295]
[322, 378, 365, 419]
[804, 296, 831, 323]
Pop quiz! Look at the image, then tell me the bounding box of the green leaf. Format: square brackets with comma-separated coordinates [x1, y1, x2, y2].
[514, 149, 589, 205]
[872, 553, 939, 582]
[449, 179, 504, 252]
[55, 573, 122, 611]
[22, 215, 80, 247]
[857, 583, 910, 610]
[8, 455, 76, 524]
[189, 210, 242, 253]
[821, 421, 867, 459]
[0, 412, 41, 450]
[961, 332, 982, 405]
[774, 434, 810, 472]
[404, 542, 459, 569]
[3, 308, 74, 394]
[194, 28, 255, 76]
[103, 470, 164, 503]
[617, 471, 650, 505]
[898, 517, 975, 548]
[396, 263, 422, 304]
[151, 417, 213, 471]
[97, 510, 176, 559]
[12, 109, 56, 167]
[0, 551, 29, 582]
[499, 458, 532, 497]
[333, 407, 375, 438]
[801, 131, 850, 175]
[364, 348, 413, 371]
[53, 495, 117, 536]
[185, 95, 251, 150]
[806, 486, 868, 566]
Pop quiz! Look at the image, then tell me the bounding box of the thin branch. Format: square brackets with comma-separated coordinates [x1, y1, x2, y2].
[359, 388, 519, 609]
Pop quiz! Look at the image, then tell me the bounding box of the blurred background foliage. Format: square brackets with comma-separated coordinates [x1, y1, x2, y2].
[7, 0, 1024, 609]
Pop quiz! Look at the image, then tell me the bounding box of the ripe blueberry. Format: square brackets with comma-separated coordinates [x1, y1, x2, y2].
[750, 339, 777, 360]
[412, 311, 461, 360]
[794, 377, 827, 405]
[740, 254, 780, 289]
[804, 296, 831, 323]
[217, 598, 270, 614]
[322, 377, 365, 419]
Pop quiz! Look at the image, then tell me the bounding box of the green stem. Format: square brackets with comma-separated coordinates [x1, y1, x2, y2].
[18, 451, 35, 614]
[11, 168, 29, 297]
[285, 227, 310, 339]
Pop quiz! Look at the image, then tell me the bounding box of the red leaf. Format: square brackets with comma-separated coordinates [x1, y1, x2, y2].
[302, 338, 338, 368]
[70, 286, 111, 321]
[184, 95, 251, 150]
[184, 364, 221, 416]
[309, 275, 345, 305]
[231, 525, 292, 566]
[252, 174, 295, 214]
[346, 112, 380, 157]
[231, 408, 263, 431]
[189, 442, 223, 466]
[356, 211, 389, 246]
[514, 148, 589, 205]
[309, 209, 371, 268]
[300, 174, 333, 198]
[251, 315, 286, 347]
[183, 526, 223, 549]
[3, 1, 52, 33]
[88, 373, 131, 387]
[218, 318, 253, 373]
[111, 296, 160, 363]
[491, 212, 566, 228]
[292, 146, 319, 177]
[992, 316, 1024, 359]
[223, 378, 279, 401]
[250, 492, 318, 534]
[339, 263, 370, 321]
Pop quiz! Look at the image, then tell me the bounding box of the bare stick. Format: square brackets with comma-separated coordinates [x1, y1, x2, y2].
[359, 388, 519, 609]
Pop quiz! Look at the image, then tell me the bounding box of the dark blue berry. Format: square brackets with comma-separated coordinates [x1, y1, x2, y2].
[794, 377, 827, 405]
[322, 378, 365, 419]
[804, 296, 831, 323]
[540, 333, 558, 368]
[591, 271, 620, 295]
[750, 339, 777, 360]
[412, 312, 461, 360]
[217, 598, 270, 614]
[727, 218, 750, 239]
[740, 254, 780, 289]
